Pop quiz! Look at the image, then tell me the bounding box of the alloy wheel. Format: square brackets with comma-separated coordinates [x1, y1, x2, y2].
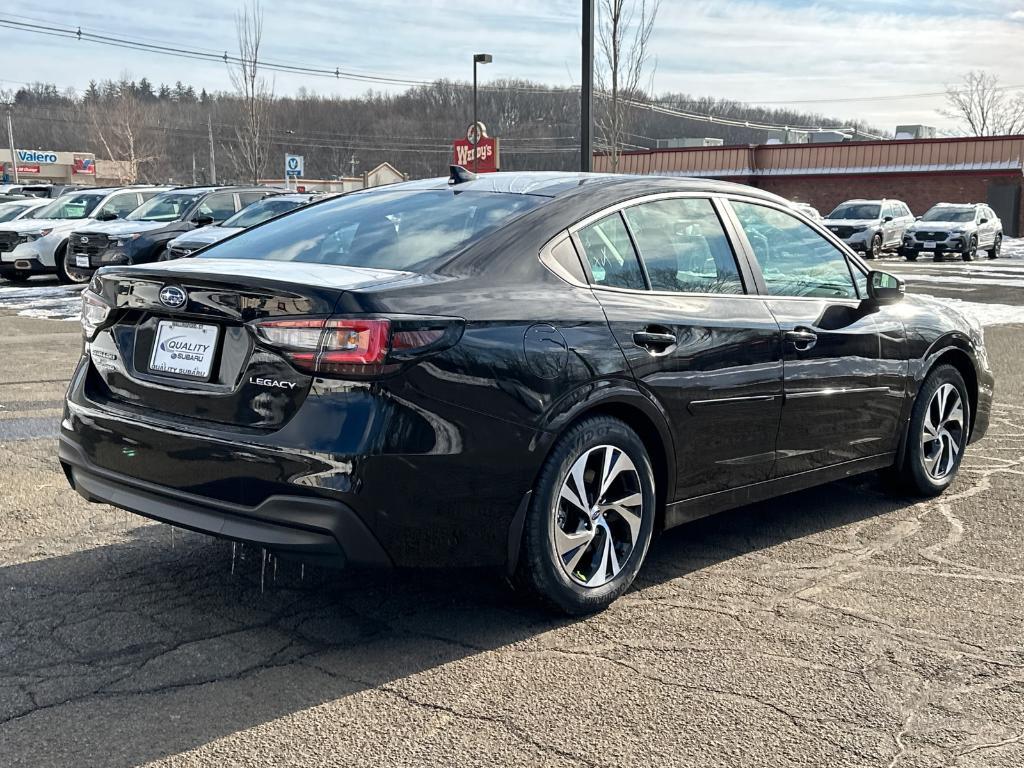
[921, 383, 965, 480]
[552, 445, 644, 588]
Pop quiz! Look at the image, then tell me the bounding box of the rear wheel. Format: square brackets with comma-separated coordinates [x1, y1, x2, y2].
[987, 234, 1002, 259]
[894, 365, 970, 497]
[515, 416, 656, 615]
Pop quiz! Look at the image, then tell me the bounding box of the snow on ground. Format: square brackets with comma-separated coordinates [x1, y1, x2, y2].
[1003, 237, 1024, 259]
[918, 295, 1024, 327]
[0, 285, 83, 321]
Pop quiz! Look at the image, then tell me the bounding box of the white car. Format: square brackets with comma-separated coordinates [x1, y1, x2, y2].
[822, 199, 915, 259]
[791, 202, 821, 221]
[0, 198, 50, 223]
[0, 186, 169, 283]
[899, 203, 1003, 262]
[164, 193, 318, 259]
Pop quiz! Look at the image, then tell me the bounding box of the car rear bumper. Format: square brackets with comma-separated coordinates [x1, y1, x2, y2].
[59, 433, 392, 567]
[0, 256, 48, 275]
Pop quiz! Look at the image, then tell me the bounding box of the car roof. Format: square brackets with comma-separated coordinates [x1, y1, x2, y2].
[363, 171, 792, 205]
[931, 202, 978, 208]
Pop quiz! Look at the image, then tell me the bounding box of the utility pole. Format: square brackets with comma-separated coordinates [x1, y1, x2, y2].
[349, 153, 358, 177]
[191, 152, 197, 185]
[207, 114, 217, 184]
[581, 0, 594, 172]
[6, 109, 19, 184]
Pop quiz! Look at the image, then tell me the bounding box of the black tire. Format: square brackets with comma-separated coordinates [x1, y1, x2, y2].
[514, 416, 657, 615]
[987, 234, 1002, 259]
[61, 248, 92, 285]
[893, 365, 971, 497]
[962, 237, 976, 262]
[54, 242, 75, 285]
[866, 233, 882, 259]
[903, 252, 918, 262]
[156, 247, 172, 262]
[7, 270, 31, 284]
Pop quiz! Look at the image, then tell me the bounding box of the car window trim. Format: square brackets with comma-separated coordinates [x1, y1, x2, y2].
[569, 210, 650, 291]
[719, 195, 867, 301]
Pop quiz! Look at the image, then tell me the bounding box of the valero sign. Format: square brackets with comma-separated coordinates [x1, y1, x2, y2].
[452, 122, 499, 173]
[73, 155, 96, 175]
[17, 149, 58, 165]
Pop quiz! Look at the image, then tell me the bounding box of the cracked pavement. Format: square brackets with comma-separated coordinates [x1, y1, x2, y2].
[1, 274, 1022, 767]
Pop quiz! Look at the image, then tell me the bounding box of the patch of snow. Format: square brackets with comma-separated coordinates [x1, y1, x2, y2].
[1002, 237, 1024, 260]
[919, 294, 1024, 327]
[0, 284, 83, 321]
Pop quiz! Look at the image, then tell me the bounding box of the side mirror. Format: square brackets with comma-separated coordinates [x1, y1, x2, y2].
[96, 211, 119, 221]
[980, 218, 989, 224]
[883, 216, 894, 223]
[193, 215, 214, 227]
[868, 270, 905, 305]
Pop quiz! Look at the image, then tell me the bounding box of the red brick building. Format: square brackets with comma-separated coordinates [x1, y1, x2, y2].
[594, 135, 1024, 236]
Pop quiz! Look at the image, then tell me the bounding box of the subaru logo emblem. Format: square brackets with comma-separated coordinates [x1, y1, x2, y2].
[159, 285, 187, 308]
[80, 236, 88, 243]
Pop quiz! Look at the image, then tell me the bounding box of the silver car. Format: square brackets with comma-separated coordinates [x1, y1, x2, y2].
[899, 203, 1003, 262]
[822, 199, 915, 259]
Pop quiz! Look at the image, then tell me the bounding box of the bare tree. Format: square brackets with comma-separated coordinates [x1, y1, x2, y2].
[941, 70, 1024, 137]
[85, 78, 161, 183]
[596, 0, 659, 170]
[226, 1, 274, 184]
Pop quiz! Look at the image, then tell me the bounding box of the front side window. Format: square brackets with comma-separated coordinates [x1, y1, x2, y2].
[623, 198, 744, 294]
[201, 189, 544, 272]
[576, 213, 646, 290]
[97, 193, 141, 219]
[730, 200, 857, 299]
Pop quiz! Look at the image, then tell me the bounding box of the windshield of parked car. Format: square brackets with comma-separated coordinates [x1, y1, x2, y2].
[201, 189, 545, 271]
[921, 207, 974, 223]
[221, 197, 305, 229]
[31, 193, 105, 220]
[827, 203, 880, 220]
[0, 202, 36, 222]
[127, 191, 204, 222]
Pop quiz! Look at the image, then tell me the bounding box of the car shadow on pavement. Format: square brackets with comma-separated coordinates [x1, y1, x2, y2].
[0, 471, 904, 767]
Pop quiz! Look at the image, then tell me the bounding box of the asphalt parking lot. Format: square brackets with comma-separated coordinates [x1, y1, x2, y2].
[1, 250, 1023, 767]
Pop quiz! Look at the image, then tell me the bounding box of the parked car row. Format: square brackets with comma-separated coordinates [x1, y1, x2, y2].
[0, 185, 315, 283]
[803, 198, 1004, 262]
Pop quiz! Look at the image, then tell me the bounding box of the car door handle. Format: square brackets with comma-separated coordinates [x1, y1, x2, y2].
[784, 328, 817, 351]
[633, 330, 677, 351]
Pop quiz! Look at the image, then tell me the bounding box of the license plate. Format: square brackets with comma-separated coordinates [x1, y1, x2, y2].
[75, 255, 90, 267]
[924, 241, 937, 249]
[149, 320, 219, 380]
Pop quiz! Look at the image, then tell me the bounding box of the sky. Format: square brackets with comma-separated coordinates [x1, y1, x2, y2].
[2, 0, 1024, 134]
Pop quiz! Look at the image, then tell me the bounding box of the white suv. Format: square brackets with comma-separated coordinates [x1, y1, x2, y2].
[822, 199, 915, 259]
[899, 203, 1003, 262]
[0, 187, 168, 283]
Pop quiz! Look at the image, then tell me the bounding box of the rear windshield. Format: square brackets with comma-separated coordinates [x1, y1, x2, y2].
[828, 204, 880, 220]
[199, 189, 544, 271]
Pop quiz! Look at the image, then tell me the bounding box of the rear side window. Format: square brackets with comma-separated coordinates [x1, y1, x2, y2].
[731, 200, 857, 299]
[623, 198, 744, 294]
[576, 213, 646, 290]
[195, 193, 237, 223]
[201, 189, 544, 272]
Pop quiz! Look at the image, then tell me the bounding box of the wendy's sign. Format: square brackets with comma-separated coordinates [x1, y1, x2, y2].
[452, 122, 499, 173]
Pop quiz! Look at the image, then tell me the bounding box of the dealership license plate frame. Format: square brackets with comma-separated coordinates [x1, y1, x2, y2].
[75, 254, 90, 268]
[148, 320, 220, 381]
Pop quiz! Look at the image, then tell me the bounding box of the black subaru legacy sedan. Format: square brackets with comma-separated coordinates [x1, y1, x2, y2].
[60, 170, 993, 614]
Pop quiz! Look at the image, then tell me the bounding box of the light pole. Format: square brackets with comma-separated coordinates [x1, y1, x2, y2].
[581, 0, 594, 172]
[472, 53, 492, 172]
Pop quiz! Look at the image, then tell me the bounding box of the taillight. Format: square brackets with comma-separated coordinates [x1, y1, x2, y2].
[252, 316, 463, 377]
[80, 290, 112, 340]
[254, 318, 389, 375]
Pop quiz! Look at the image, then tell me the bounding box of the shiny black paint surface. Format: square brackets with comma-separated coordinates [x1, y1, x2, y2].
[61, 174, 994, 570]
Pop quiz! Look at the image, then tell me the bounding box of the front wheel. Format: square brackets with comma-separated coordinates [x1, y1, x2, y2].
[515, 416, 656, 615]
[894, 365, 970, 497]
[987, 234, 1002, 259]
[62, 249, 92, 285]
[962, 237, 977, 262]
[866, 233, 882, 259]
